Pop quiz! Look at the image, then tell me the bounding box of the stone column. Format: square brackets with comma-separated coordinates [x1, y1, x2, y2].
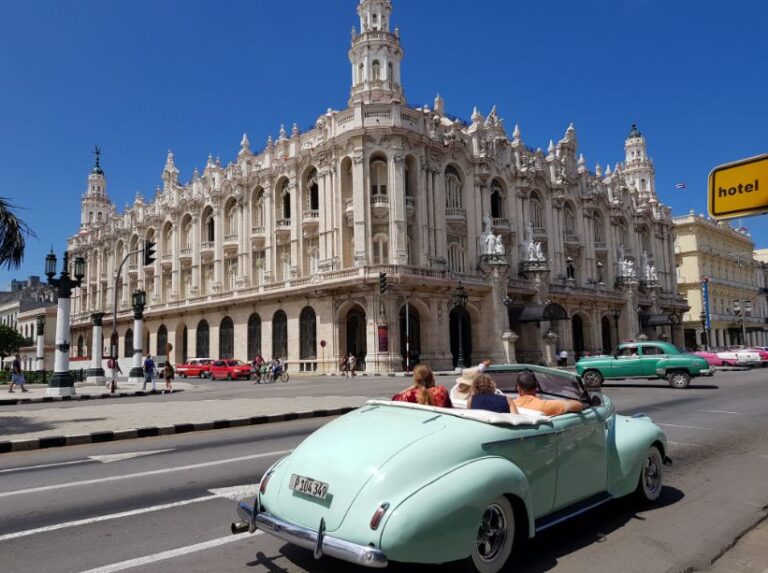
[128, 308, 145, 385]
[352, 154, 367, 266]
[86, 313, 106, 384]
[191, 215, 201, 294]
[390, 153, 408, 265]
[171, 222, 180, 298]
[48, 297, 75, 396]
[35, 315, 46, 379]
[501, 331, 519, 364]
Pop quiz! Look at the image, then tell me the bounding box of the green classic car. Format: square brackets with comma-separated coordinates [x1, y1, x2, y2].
[576, 340, 713, 389]
[231, 364, 670, 573]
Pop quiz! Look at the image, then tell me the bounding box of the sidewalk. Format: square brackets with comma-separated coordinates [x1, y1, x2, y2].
[705, 514, 768, 573]
[0, 381, 374, 453]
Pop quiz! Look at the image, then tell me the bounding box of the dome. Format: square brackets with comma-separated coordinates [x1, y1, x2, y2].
[627, 123, 642, 139]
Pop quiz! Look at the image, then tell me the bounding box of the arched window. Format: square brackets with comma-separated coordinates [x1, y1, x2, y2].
[182, 215, 193, 249]
[490, 183, 504, 218]
[306, 170, 319, 211]
[247, 314, 262, 360]
[272, 310, 288, 360]
[640, 227, 651, 253]
[157, 325, 168, 357]
[252, 188, 264, 229]
[163, 224, 172, 256]
[77, 335, 85, 357]
[564, 204, 576, 238]
[388, 62, 393, 81]
[370, 159, 388, 196]
[97, 212, 103, 223]
[299, 307, 317, 360]
[372, 233, 389, 265]
[279, 181, 291, 219]
[358, 63, 364, 84]
[530, 193, 543, 228]
[445, 167, 463, 209]
[124, 329, 134, 358]
[196, 320, 210, 358]
[202, 211, 214, 242]
[593, 212, 605, 243]
[372, 60, 381, 80]
[219, 317, 234, 359]
[226, 201, 238, 235]
[89, 212, 94, 223]
[447, 238, 466, 273]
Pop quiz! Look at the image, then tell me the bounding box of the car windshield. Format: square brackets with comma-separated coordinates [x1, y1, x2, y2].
[490, 369, 583, 401]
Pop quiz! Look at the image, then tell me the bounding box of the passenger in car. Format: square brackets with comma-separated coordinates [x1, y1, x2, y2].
[512, 370, 584, 416]
[467, 373, 518, 414]
[392, 364, 452, 408]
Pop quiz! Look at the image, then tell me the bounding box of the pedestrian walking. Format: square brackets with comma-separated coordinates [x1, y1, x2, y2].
[339, 354, 349, 377]
[163, 361, 175, 393]
[106, 357, 122, 390]
[348, 353, 357, 376]
[558, 349, 568, 367]
[8, 353, 28, 393]
[142, 355, 156, 392]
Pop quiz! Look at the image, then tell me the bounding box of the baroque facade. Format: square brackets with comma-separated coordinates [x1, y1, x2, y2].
[674, 213, 768, 349]
[68, 0, 687, 372]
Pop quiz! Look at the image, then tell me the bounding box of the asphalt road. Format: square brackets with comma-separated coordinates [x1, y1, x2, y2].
[2, 368, 768, 573]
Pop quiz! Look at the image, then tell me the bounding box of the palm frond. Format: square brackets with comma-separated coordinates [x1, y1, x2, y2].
[0, 197, 36, 270]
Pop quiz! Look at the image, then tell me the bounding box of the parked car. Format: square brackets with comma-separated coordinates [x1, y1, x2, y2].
[576, 340, 712, 389]
[175, 358, 214, 378]
[210, 359, 252, 380]
[231, 364, 670, 573]
[693, 351, 725, 368]
[716, 348, 761, 367]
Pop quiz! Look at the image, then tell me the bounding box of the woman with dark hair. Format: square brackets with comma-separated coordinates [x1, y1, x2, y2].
[468, 373, 518, 414]
[392, 364, 452, 408]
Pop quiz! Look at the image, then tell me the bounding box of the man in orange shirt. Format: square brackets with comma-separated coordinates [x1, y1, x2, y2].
[513, 370, 584, 417]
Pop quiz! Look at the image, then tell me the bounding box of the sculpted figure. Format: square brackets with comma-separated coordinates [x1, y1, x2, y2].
[484, 232, 496, 255]
[494, 235, 505, 256]
[483, 212, 493, 234]
[535, 242, 544, 261]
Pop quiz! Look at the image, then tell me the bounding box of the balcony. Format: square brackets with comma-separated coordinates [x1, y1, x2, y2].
[127, 263, 138, 275]
[251, 226, 266, 247]
[179, 248, 192, 261]
[564, 233, 580, 245]
[446, 207, 467, 224]
[201, 241, 215, 253]
[224, 233, 239, 254]
[594, 241, 608, 251]
[161, 254, 173, 268]
[371, 194, 390, 218]
[303, 210, 320, 227]
[405, 196, 416, 219]
[492, 218, 510, 232]
[276, 219, 292, 239]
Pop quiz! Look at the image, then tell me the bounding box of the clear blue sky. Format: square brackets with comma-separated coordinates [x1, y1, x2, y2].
[1, 0, 767, 287]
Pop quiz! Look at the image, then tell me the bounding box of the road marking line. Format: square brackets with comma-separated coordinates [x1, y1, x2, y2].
[0, 459, 94, 474]
[668, 441, 702, 447]
[0, 495, 218, 542]
[657, 423, 721, 431]
[0, 449, 290, 499]
[89, 449, 174, 463]
[208, 484, 261, 501]
[77, 533, 261, 573]
[700, 410, 748, 415]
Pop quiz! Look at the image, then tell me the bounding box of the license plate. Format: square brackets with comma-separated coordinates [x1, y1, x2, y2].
[289, 474, 329, 499]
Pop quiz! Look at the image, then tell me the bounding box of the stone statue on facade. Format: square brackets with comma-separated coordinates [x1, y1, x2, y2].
[534, 242, 545, 261]
[647, 263, 658, 282]
[483, 212, 493, 234]
[484, 232, 496, 255]
[494, 235, 506, 257]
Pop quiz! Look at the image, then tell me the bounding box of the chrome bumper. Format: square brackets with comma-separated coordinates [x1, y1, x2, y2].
[236, 502, 388, 568]
[699, 368, 714, 376]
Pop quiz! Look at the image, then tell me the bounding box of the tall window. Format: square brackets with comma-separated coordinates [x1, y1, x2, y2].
[226, 201, 238, 235]
[564, 204, 576, 237]
[157, 325, 168, 357]
[252, 189, 264, 228]
[163, 225, 173, 256]
[219, 317, 234, 359]
[196, 320, 210, 358]
[299, 307, 317, 360]
[307, 170, 319, 211]
[204, 215, 215, 242]
[447, 237, 466, 272]
[272, 310, 288, 359]
[618, 220, 629, 249]
[372, 60, 380, 80]
[182, 216, 193, 249]
[445, 167, 463, 209]
[226, 258, 238, 291]
[124, 329, 134, 358]
[247, 314, 262, 360]
[530, 193, 543, 228]
[593, 212, 605, 243]
[372, 233, 389, 264]
[490, 184, 504, 218]
[280, 182, 291, 219]
[371, 159, 387, 196]
[358, 63, 364, 84]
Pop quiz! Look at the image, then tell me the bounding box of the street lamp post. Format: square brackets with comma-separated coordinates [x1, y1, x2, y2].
[452, 283, 469, 370]
[44, 250, 86, 397]
[35, 314, 46, 383]
[127, 290, 147, 386]
[699, 311, 708, 351]
[611, 308, 621, 348]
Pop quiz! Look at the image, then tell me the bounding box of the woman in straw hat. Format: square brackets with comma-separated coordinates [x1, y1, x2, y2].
[392, 364, 452, 408]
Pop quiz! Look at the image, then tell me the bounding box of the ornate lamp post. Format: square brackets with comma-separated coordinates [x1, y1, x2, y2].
[699, 311, 708, 350]
[452, 283, 468, 370]
[35, 314, 46, 383]
[44, 250, 86, 396]
[127, 289, 147, 385]
[611, 308, 621, 348]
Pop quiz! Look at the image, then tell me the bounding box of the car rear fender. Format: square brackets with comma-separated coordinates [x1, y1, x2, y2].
[607, 414, 668, 498]
[377, 456, 533, 565]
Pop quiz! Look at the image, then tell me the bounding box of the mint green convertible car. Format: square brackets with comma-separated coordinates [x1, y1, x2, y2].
[232, 364, 670, 573]
[576, 340, 713, 389]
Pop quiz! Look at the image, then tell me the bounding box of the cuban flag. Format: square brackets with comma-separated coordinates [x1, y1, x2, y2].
[674, 182, 687, 190]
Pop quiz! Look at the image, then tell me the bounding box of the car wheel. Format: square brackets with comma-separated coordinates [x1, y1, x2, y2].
[635, 446, 664, 503]
[470, 496, 515, 573]
[226, 373, 232, 381]
[667, 370, 690, 389]
[582, 370, 603, 389]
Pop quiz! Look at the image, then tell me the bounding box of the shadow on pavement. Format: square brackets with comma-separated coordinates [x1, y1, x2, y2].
[254, 486, 684, 573]
[0, 415, 56, 436]
[603, 383, 719, 390]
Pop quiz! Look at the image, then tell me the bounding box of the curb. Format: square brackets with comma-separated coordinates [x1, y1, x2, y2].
[0, 389, 185, 406]
[0, 407, 357, 454]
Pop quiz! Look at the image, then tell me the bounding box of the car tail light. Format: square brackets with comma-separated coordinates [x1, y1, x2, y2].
[260, 470, 274, 495]
[369, 502, 390, 530]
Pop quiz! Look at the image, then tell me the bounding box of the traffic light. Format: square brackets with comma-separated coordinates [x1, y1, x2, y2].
[143, 240, 157, 266]
[378, 272, 387, 294]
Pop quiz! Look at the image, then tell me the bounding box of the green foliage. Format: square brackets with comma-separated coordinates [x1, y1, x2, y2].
[0, 325, 25, 360]
[0, 197, 35, 270]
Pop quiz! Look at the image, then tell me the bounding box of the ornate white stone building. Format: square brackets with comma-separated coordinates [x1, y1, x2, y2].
[68, 0, 687, 372]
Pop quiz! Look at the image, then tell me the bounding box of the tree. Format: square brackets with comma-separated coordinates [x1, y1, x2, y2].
[0, 197, 35, 270]
[0, 325, 26, 368]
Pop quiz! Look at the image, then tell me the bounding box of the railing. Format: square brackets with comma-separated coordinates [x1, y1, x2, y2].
[446, 207, 466, 219]
[405, 196, 416, 209]
[303, 210, 320, 221]
[201, 241, 214, 250]
[594, 241, 607, 250]
[180, 248, 192, 256]
[128, 264, 138, 271]
[251, 226, 265, 235]
[224, 234, 238, 242]
[336, 110, 355, 126]
[276, 219, 291, 229]
[162, 254, 172, 261]
[352, 30, 398, 46]
[400, 110, 421, 123]
[492, 218, 510, 229]
[564, 233, 579, 243]
[371, 194, 390, 207]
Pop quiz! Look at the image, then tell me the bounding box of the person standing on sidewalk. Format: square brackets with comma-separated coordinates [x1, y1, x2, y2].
[348, 353, 357, 376]
[9, 353, 28, 393]
[339, 354, 349, 377]
[106, 357, 122, 390]
[163, 361, 174, 394]
[142, 355, 156, 392]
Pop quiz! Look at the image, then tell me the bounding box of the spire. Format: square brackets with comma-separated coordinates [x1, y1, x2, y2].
[512, 124, 521, 140]
[627, 123, 642, 139]
[92, 145, 104, 175]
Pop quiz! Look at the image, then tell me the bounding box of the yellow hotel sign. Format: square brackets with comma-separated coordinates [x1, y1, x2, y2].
[709, 154, 768, 219]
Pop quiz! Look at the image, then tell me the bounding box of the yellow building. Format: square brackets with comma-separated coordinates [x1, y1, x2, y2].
[674, 213, 768, 349]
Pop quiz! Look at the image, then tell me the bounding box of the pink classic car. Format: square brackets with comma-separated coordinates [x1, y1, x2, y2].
[694, 351, 725, 367]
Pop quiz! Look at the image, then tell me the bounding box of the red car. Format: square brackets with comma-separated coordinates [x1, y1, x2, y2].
[693, 351, 725, 367]
[209, 359, 252, 380]
[175, 358, 214, 378]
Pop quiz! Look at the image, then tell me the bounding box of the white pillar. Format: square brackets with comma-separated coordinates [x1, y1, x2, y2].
[86, 313, 106, 384]
[128, 316, 145, 385]
[35, 317, 45, 374]
[47, 297, 76, 396]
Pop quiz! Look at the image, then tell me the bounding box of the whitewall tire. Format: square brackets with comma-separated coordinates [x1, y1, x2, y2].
[470, 496, 515, 573]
